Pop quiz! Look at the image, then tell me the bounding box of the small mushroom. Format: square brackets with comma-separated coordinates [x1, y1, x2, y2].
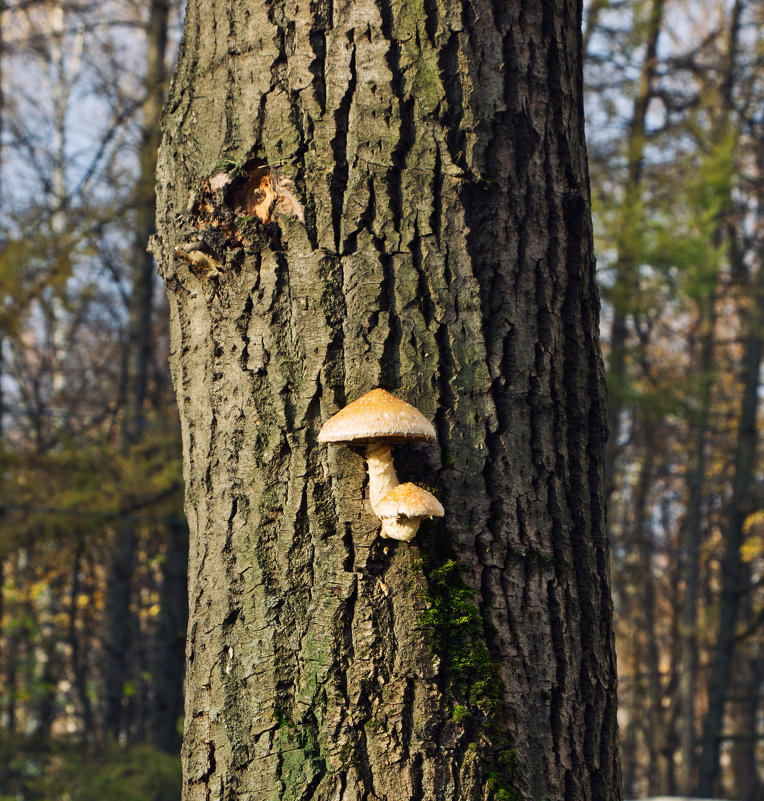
[318, 388, 436, 514]
[376, 483, 444, 542]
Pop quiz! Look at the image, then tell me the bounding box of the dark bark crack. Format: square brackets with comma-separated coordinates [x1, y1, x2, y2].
[330, 35, 357, 254]
[379, 247, 401, 389]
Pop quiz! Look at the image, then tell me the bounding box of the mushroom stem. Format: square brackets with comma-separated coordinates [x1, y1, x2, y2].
[365, 444, 399, 514]
[380, 518, 420, 542]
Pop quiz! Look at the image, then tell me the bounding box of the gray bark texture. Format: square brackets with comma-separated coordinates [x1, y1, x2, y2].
[153, 1, 621, 799]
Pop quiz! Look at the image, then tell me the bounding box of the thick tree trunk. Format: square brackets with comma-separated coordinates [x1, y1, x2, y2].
[154, 1, 621, 799]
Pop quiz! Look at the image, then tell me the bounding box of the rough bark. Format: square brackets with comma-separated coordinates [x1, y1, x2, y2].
[154, 1, 621, 799]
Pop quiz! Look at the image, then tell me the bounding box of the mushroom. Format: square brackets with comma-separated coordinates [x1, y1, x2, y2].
[318, 388, 436, 515]
[375, 483, 445, 541]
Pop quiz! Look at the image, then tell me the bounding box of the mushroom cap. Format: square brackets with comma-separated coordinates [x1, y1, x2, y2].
[375, 483, 445, 520]
[318, 388, 436, 445]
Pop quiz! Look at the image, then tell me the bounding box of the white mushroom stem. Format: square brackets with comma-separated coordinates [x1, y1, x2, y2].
[380, 518, 421, 542]
[365, 443, 399, 514]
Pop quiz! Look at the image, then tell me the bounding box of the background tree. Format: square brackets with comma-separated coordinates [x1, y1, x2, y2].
[0, 0, 185, 791]
[585, 0, 764, 796]
[152, 1, 621, 799]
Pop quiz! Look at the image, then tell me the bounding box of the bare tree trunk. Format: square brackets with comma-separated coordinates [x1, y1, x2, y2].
[678, 5, 745, 788]
[631, 433, 671, 795]
[677, 305, 715, 793]
[103, 0, 170, 740]
[150, 520, 188, 752]
[727, 642, 762, 801]
[3, 555, 19, 732]
[124, 0, 171, 444]
[620, 661, 639, 799]
[153, 1, 621, 799]
[103, 522, 137, 738]
[69, 542, 95, 740]
[603, 0, 664, 503]
[696, 136, 764, 798]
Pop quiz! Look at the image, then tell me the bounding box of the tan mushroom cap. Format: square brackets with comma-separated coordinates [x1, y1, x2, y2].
[376, 483, 445, 520]
[318, 388, 436, 445]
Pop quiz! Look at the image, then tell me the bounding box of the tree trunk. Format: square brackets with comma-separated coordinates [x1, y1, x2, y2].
[151, 520, 188, 752]
[677, 303, 715, 794]
[103, 0, 171, 740]
[124, 0, 171, 443]
[728, 641, 762, 801]
[69, 542, 95, 740]
[696, 135, 764, 799]
[154, 1, 621, 799]
[695, 284, 762, 795]
[3, 554, 19, 733]
[630, 433, 670, 796]
[603, 0, 664, 504]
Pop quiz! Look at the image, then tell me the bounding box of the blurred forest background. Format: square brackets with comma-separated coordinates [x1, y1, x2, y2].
[0, 1, 761, 800]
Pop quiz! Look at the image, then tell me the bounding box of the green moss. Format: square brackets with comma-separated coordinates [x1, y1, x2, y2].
[416, 554, 521, 800]
[497, 748, 520, 772]
[339, 742, 353, 762]
[390, 0, 446, 120]
[418, 558, 502, 714]
[272, 708, 327, 799]
[442, 448, 456, 469]
[487, 772, 522, 801]
[488, 755, 523, 801]
[211, 150, 262, 177]
[213, 157, 239, 173]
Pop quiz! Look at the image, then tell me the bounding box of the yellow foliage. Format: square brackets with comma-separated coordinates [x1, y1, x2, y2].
[741, 511, 764, 563]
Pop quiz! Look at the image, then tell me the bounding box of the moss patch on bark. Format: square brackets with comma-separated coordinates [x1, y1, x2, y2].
[416, 553, 521, 801]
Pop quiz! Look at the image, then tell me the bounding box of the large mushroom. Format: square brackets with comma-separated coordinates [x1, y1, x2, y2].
[376, 483, 444, 541]
[318, 388, 437, 515]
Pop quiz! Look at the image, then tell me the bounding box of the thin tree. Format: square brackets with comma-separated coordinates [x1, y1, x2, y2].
[103, 0, 173, 742]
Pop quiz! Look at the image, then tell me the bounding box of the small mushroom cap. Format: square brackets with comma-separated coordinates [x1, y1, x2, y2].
[376, 483, 445, 520]
[318, 388, 436, 445]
